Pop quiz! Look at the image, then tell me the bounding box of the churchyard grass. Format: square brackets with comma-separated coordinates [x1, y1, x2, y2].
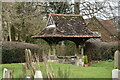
[1, 61, 114, 78]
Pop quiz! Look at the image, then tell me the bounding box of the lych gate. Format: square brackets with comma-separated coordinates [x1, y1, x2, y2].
[32, 14, 100, 66]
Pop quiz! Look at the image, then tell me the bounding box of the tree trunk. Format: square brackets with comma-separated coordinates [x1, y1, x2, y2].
[74, 2, 80, 14]
[8, 22, 12, 42]
[11, 26, 15, 41]
[2, 31, 4, 41]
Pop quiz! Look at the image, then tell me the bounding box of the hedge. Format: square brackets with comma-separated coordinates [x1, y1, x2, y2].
[84, 40, 119, 61]
[1, 40, 119, 63]
[1, 41, 40, 64]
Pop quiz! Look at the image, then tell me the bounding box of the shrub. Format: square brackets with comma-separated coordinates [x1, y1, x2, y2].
[1, 41, 40, 64]
[84, 56, 88, 64]
[84, 41, 118, 61]
[2, 45, 25, 63]
[1, 40, 119, 63]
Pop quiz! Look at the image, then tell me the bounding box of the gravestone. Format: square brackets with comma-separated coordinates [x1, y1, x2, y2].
[34, 70, 43, 80]
[3, 68, 13, 78]
[3, 68, 8, 78]
[112, 50, 120, 80]
[75, 56, 84, 66]
[112, 69, 120, 80]
[114, 50, 120, 69]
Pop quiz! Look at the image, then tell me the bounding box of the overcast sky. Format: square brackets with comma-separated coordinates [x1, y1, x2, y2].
[1, 0, 119, 2]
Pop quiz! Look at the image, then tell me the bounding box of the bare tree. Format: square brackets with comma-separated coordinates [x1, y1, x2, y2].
[2, 2, 46, 42]
[80, 1, 119, 40]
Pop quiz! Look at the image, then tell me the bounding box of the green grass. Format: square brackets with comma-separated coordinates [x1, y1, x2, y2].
[0, 61, 114, 78]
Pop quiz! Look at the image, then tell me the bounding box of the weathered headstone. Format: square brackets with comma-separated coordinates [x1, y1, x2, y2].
[75, 44, 85, 66]
[75, 56, 84, 66]
[3, 68, 8, 78]
[114, 50, 120, 69]
[112, 50, 120, 80]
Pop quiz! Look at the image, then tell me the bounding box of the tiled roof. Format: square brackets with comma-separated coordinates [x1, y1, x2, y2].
[86, 17, 118, 41]
[50, 14, 83, 16]
[32, 14, 100, 38]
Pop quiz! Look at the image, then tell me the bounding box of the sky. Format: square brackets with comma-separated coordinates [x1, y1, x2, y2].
[1, 0, 119, 19]
[69, 0, 119, 20]
[1, 0, 120, 2]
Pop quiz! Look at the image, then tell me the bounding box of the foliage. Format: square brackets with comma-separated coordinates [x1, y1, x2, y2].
[2, 45, 25, 63]
[84, 41, 118, 61]
[11, 26, 15, 41]
[42, 2, 73, 15]
[2, 1, 119, 43]
[1, 41, 118, 63]
[1, 41, 40, 63]
[108, 59, 113, 62]
[84, 56, 88, 64]
[56, 41, 118, 60]
[2, 2, 46, 43]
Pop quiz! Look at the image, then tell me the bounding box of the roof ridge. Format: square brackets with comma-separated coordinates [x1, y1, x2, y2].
[50, 14, 83, 16]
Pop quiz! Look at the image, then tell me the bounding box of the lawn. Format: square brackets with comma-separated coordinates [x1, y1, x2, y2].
[0, 61, 114, 78]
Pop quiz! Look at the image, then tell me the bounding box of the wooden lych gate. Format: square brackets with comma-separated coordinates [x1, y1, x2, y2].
[32, 14, 100, 66]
